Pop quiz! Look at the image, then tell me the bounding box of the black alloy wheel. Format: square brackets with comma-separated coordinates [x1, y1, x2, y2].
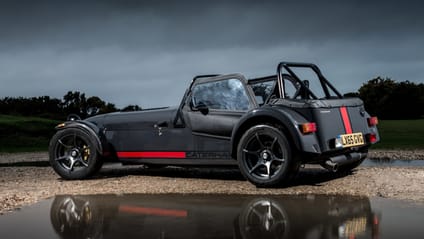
[237, 125, 294, 187]
[49, 128, 101, 180]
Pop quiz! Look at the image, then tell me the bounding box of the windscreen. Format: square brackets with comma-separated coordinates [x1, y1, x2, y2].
[250, 80, 276, 105]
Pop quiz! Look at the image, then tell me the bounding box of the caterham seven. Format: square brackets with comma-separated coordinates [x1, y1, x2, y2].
[49, 62, 379, 187]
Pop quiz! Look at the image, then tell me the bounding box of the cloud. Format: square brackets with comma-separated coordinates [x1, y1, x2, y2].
[0, 0, 423, 108]
[2, 0, 423, 50]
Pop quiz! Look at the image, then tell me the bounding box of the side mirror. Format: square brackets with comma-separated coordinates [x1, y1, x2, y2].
[191, 101, 209, 115]
[197, 103, 209, 115]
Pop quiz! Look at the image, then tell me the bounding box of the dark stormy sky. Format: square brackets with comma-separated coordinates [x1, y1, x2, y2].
[1, 0, 423, 108]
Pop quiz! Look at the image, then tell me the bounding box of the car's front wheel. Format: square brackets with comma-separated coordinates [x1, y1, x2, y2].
[49, 128, 102, 180]
[237, 125, 295, 187]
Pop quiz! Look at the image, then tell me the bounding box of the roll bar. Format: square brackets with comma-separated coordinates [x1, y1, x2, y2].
[277, 62, 343, 99]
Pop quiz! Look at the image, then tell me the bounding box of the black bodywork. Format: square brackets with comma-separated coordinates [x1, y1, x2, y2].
[49, 62, 380, 186]
[50, 194, 380, 239]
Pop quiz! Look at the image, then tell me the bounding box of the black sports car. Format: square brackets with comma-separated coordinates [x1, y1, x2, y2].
[49, 194, 379, 239]
[49, 62, 380, 187]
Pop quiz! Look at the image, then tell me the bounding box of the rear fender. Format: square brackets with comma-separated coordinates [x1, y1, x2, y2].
[55, 120, 104, 154]
[230, 107, 321, 158]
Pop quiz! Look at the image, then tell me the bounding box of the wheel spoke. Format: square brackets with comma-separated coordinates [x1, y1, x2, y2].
[55, 132, 89, 171]
[265, 161, 271, 178]
[272, 157, 285, 163]
[69, 158, 76, 171]
[61, 162, 72, 171]
[270, 137, 278, 150]
[55, 155, 69, 162]
[249, 160, 264, 174]
[77, 157, 89, 167]
[255, 133, 265, 148]
[250, 207, 263, 219]
[58, 139, 72, 149]
[243, 148, 258, 156]
[267, 202, 274, 219]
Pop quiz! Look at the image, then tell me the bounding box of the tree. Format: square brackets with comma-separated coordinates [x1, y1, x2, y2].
[359, 77, 424, 119]
[343, 92, 359, 98]
[121, 105, 142, 112]
[100, 103, 118, 114]
[0, 91, 132, 119]
[359, 77, 396, 118]
[62, 91, 87, 116]
[384, 81, 424, 119]
[86, 96, 105, 116]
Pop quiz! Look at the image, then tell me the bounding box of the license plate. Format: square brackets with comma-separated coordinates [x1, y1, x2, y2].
[339, 133, 364, 148]
[339, 217, 368, 237]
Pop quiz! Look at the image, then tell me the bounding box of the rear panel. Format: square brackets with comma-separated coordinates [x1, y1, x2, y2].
[272, 98, 379, 153]
[311, 101, 378, 152]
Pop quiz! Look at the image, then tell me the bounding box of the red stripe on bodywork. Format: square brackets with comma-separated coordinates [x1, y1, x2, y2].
[117, 151, 186, 158]
[340, 107, 352, 134]
[119, 205, 188, 218]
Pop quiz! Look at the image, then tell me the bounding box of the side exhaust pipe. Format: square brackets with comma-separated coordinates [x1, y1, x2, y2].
[323, 160, 339, 172]
[323, 152, 366, 172]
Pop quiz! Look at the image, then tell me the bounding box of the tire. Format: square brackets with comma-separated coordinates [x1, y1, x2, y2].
[49, 127, 102, 180]
[50, 196, 105, 239]
[237, 125, 295, 187]
[236, 197, 289, 239]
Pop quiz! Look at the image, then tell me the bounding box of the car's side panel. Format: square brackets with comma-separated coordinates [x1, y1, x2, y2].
[185, 110, 244, 138]
[179, 74, 256, 159]
[101, 108, 194, 154]
[231, 106, 322, 158]
[182, 107, 243, 159]
[106, 127, 194, 152]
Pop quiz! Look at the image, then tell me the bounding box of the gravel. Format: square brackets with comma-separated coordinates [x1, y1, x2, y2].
[1, 150, 424, 214]
[368, 149, 424, 160]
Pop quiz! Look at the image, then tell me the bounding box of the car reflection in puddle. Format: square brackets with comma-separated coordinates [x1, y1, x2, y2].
[50, 194, 379, 239]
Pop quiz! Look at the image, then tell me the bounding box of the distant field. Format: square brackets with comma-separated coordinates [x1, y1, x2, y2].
[0, 115, 60, 152]
[0, 115, 423, 152]
[372, 119, 424, 149]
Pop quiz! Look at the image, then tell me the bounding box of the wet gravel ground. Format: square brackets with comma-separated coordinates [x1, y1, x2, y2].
[368, 149, 424, 160]
[1, 150, 424, 214]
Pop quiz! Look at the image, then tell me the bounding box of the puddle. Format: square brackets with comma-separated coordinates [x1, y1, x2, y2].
[363, 158, 424, 167]
[1, 194, 423, 238]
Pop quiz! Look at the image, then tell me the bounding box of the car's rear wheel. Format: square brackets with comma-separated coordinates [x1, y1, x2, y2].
[49, 128, 102, 180]
[236, 197, 289, 239]
[237, 125, 295, 187]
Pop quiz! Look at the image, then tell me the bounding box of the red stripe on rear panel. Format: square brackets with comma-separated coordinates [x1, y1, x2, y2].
[119, 205, 188, 218]
[340, 107, 353, 134]
[117, 151, 186, 158]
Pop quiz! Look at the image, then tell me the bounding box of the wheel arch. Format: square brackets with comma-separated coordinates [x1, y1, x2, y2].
[230, 108, 302, 159]
[54, 121, 104, 155]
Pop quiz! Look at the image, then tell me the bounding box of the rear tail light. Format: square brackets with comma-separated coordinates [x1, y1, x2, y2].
[300, 122, 317, 134]
[367, 133, 378, 143]
[367, 117, 378, 127]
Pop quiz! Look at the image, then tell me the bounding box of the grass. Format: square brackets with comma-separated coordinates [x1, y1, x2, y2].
[0, 114, 60, 152]
[0, 115, 423, 153]
[372, 119, 424, 149]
